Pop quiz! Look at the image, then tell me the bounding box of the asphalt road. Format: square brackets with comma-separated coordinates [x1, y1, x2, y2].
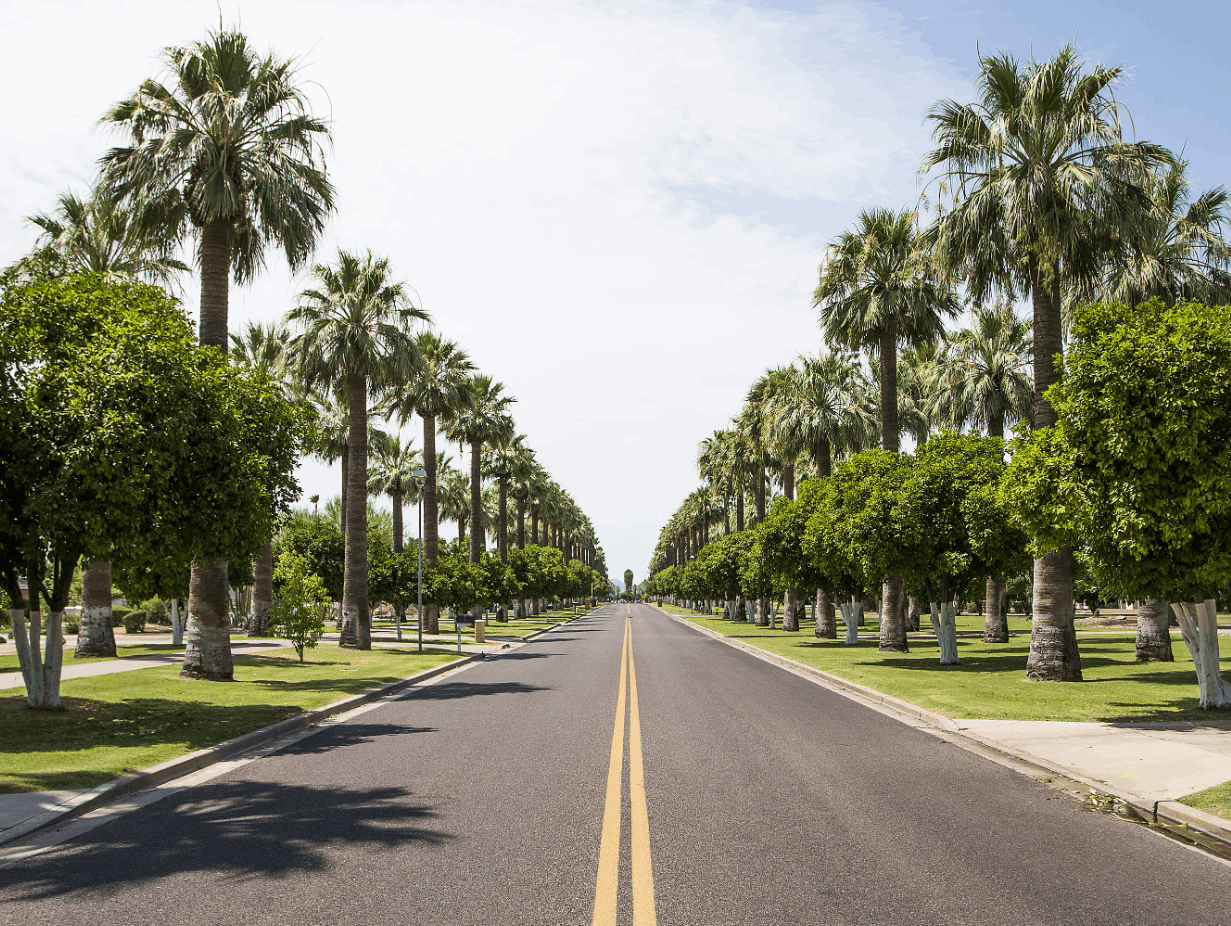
[1, 603, 1229, 925]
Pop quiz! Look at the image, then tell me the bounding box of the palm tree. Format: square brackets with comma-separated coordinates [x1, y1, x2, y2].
[923, 45, 1170, 680]
[1099, 159, 1231, 307]
[229, 322, 291, 636]
[397, 332, 473, 634]
[28, 189, 186, 285]
[814, 206, 957, 651]
[100, 27, 335, 680]
[368, 435, 423, 554]
[446, 375, 516, 565]
[287, 250, 428, 649]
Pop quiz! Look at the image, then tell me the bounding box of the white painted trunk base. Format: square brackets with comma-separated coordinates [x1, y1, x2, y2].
[170, 599, 183, 647]
[10, 607, 65, 709]
[929, 601, 959, 664]
[839, 599, 861, 646]
[1171, 599, 1231, 709]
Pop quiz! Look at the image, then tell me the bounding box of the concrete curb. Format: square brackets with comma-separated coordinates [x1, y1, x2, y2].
[0, 654, 475, 847]
[0, 608, 594, 848]
[662, 607, 1231, 859]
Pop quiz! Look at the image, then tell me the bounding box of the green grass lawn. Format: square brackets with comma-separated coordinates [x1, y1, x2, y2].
[0, 643, 193, 673]
[667, 606, 1231, 723]
[1179, 781, 1231, 821]
[0, 644, 460, 794]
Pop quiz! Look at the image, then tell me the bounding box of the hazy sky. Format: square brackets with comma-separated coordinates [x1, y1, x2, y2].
[2, 0, 1227, 581]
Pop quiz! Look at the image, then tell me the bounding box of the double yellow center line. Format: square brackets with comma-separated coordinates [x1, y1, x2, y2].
[592, 616, 657, 925]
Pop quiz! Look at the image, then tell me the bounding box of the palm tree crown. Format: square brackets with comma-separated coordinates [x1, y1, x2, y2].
[931, 304, 1033, 439]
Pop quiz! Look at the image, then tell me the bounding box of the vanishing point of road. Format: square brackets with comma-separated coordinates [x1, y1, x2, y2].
[1, 604, 1228, 925]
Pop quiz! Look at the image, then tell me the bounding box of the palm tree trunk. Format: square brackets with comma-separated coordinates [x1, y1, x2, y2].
[341, 369, 370, 649]
[1027, 267, 1081, 680]
[421, 414, 440, 635]
[458, 517, 466, 546]
[879, 573, 908, 652]
[75, 560, 116, 657]
[517, 499, 526, 549]
[983, 575, 1008, 642]
[1135, 598, 1174, 662]
[815, 588, 836, 638]
[782, 463, 795, 500]
[755, 472, 766, 523]
[988, 411, 1005, 440]
[182, 218, 233, 681]
[469, 439, 483, 563]
[497, 482, 508, 562]
[815, 439, 832, 477]
[392, 488, 404, 554]
[531, 509, 539, 545]
[878, 327, 900, 453]
[736, 491, 744, 531]
[783, 588, 800, 631]
[249, 541, 273, 636]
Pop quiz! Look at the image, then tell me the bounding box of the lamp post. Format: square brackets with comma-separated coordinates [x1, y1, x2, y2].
[413, 468, 427, 653]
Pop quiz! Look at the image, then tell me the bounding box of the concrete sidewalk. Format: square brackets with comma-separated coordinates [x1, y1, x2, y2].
[959, 718, 1231, 802]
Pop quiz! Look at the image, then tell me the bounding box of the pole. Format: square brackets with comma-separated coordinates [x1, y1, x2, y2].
[417, 492, 424, 654]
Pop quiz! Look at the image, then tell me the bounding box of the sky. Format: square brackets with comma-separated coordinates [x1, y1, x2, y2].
[2, 0, 1227, 582]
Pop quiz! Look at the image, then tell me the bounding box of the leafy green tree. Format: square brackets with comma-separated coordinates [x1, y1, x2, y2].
[893, 433, 1024, 664]
[269, 551, 328, 662]
[100, 26, 335, 680]
[1005, 298, 1231, 705]
[623, 569, 634, 596]
[924, 45, 1171, 681]
[274, 511, 345, 603]
[757, 495, 826, 631]
[1, 267, 304, 703]
[287, 249, 428, 650]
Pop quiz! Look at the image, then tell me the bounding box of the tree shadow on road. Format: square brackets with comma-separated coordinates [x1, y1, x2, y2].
[400, 681, 549, 702]
[277, 721, 437, 756]
[0, 780, 450, 901]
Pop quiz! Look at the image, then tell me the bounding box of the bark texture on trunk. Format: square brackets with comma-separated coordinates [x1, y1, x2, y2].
[878, 327, 899, 453]
[392, 489, 404, 554]
[839, 598, 861, 646]
[783, 588, 800, 632]
[906, 596, 920, 632]
[735, 492, 744, 532]
[340, 370, 371, 649]
[181, 558, 234, 680]
[814, 588, 836, 638]
[1135, 598, 1174, 662]
[782, 464, 795, 501]
[815, 439, 832, 477]
[248, 541, 273, 636]
[187, 218, 234, 679]
[1025, 547, 1082, 681]
[469, 439, 483, 563]
[983, 576, 1009, 643]
[1027, 269, 1080, 680]
[75, 559, 116, 657]
[517, 499, 526, 549]
[878, 573, 908, 652]
[498, 478, 508, 562]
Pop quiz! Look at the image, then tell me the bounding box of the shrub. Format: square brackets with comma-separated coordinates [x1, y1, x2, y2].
[123, 610, 147, 634]
[63, 617, 80, 634]
[269, 551, 328, 662]
[139, 597, 167, 621]
[110, 606, 130, 628]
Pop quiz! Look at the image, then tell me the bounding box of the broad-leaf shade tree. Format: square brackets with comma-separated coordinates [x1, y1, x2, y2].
[287, 249, 428, 650]
[100, 26, 335, 679]
[923, 45, 1171, 681]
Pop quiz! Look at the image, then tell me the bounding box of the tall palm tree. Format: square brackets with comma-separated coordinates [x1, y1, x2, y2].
[397, 332, 473, 633]
[368, 435, 423, 554]
[814, 207, 957, 651]
[1099, 159, 1231, 307]
[287, 250, 428, 649]
[28, 189, 186, 285]
[100, 27, 335, 680]
[446, 375, 516, 565]
[28, 188, 189, 658]
[923, 45, 1170, 680]
[439, 470, 472, 548]
[229, 322, 291, 635]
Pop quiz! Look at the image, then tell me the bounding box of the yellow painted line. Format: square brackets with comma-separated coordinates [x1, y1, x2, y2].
[627, 621, 658, 925]
[592, 620, 629, 926]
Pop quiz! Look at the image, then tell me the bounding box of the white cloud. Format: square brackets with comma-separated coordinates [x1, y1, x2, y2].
[0, 0, 965, 579]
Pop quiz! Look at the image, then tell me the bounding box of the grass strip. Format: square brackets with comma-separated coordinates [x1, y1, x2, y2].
[1179, 781, 1231, 822]
[671, 609, 1231, 723]
[0, 644, 459, 793]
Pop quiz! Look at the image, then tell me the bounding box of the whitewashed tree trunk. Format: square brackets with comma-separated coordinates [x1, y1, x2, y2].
[929, 600, 959, 665]
[1171, 599, 1231, 709]
[839, 598, 861, 646]
[11, 606, 65, 709]
[783, 589, 800, 632]
[170, 598, 183, 646]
